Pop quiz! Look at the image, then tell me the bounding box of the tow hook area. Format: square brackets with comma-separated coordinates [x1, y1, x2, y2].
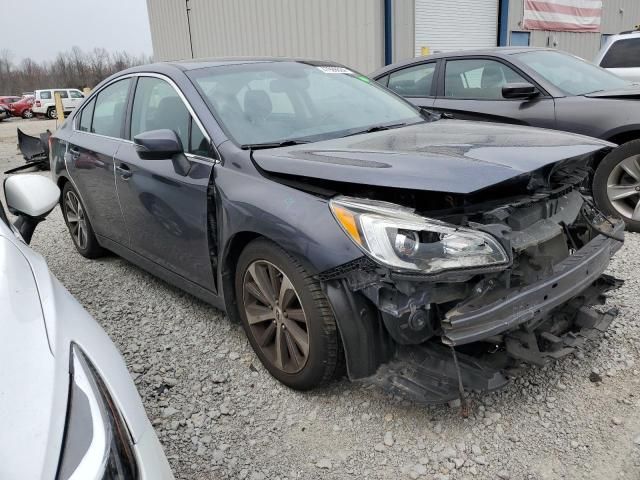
[364, 274, 623, 405]
[368, 343, 509, 405]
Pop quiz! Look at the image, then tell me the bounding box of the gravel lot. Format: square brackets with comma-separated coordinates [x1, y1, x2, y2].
[2, 117, 640, 480]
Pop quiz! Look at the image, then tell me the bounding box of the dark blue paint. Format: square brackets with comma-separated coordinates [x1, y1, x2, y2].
[498, 0, 509, 47]
[384, 0, 393, 65]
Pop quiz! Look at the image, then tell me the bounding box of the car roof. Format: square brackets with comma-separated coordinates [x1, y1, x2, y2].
[119, 57, 346, 76]
[370, 47, 554, 77]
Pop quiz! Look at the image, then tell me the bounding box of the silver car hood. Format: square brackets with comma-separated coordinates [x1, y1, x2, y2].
[0, 235, 57, 480]
[0, 221, 160, 479]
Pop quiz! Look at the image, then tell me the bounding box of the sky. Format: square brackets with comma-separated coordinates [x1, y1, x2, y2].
[1, 0, 153, 63]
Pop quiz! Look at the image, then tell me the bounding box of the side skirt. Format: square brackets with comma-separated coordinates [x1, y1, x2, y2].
[96, 235, 225, 311]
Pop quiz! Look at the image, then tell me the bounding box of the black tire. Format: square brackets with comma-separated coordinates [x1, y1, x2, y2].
[61, 182, 105, 258]
[22, 109, 33, 119]
[235, 238, 340, 390]
[593, 140, 640, 232]
[47, 107, 57, 119]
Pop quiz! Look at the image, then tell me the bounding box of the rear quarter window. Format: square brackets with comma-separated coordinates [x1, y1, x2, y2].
[601, 38, 640, 68]
[39, 91, 52, 100]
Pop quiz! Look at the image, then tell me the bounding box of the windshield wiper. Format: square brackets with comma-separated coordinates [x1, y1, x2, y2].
[342, 122, 408, 138]
[240, 139, 310, 150]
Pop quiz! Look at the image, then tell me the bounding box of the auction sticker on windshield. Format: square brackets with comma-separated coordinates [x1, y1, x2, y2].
[317, 66, 354, 74]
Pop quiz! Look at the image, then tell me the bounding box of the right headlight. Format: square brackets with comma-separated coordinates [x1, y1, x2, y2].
[330, 196, 509, 274]
[56, 345, 138, 480]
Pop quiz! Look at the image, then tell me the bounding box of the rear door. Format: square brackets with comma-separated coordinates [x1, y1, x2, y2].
[64, 78, 132, 246]
[432, 57, 556, 128]
[53, 90, 71, 111]
[68, 89, 85, 110]
[376, 61, 438, 110]
[114, 75, 216, 290]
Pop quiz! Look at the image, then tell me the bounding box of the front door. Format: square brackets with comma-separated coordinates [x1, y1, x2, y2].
[65, 78, 132, 246]
[114, 76, 216, 291]
[431, 58, 556, 128]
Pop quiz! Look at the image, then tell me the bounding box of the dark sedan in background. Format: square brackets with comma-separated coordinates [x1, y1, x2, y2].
[51, 58, 623, 403]
[371, 48, 640, 230]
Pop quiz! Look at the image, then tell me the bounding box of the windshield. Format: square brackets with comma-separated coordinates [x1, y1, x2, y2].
[515, 50, 631, 95]
[188, 62, 423, 146]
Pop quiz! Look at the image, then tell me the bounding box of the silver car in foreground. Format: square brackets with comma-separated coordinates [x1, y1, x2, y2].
[0, 173, 173, 479]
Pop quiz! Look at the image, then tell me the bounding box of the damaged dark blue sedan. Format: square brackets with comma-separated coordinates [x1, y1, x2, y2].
[50, 58, 624, 403]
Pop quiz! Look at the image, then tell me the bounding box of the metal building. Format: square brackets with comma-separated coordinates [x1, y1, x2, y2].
[505, 0, 640, 60]
[146, 0, 640, 74]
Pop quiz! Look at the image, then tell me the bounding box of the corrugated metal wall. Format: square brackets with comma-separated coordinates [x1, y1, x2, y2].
[145, 0, 192, 61]
[508, 0, 640, 60]
[392, 0, 416, 64]
[147, 0, 385, 74]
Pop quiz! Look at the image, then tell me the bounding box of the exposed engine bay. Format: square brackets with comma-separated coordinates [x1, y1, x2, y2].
[315, 155, 624, 404]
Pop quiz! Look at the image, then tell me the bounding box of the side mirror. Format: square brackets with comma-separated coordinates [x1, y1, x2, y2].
[502, 82, 539, 100]
[134, 129, 183, 160]
[4, 174, 60, 244]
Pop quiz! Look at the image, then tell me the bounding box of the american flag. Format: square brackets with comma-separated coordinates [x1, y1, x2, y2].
[523, 0, 603, 33]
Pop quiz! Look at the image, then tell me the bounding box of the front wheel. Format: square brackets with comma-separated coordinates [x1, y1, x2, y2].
[235, 239, 340, 390]
[593, 140, 640, 232]
[22, 109, 33, 119]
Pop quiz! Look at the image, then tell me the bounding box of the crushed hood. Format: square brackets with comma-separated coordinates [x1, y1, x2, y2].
[253, 120, 613, 194]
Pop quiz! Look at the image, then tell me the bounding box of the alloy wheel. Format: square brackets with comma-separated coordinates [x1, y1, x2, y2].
[65, 190, 88, 250]
[606, 154, 640, 221]
[23, 109, 33, 119]
[242, 260, 310, 374]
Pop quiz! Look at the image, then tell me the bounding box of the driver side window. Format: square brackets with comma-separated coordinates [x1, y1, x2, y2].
[444, 59, 527, 100]
[131, 77, 208, 155]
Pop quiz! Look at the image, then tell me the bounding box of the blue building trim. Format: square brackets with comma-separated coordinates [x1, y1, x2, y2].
[384, 0, 393, 65]
[498, 0, 509, 46]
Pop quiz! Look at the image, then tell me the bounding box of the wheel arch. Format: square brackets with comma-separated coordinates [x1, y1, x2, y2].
[606, 128, 640, 147]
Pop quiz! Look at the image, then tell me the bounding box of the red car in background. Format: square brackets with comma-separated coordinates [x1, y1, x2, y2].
[8, 96, 35, 119]
[0, 96, 21, 107]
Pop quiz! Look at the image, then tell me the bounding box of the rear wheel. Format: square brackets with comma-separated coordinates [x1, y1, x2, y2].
[61, 182, 105, 258]
[593, 140, 640, 232]
[235, 239, 340, 390]
[47, 107, 57, 119]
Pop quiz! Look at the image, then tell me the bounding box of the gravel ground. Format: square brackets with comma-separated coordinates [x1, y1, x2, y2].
[2, 117, 640, 480]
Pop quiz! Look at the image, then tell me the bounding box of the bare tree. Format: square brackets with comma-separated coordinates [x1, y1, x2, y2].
[0, 46, 149, 94]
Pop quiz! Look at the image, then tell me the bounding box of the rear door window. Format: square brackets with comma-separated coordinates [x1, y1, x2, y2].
[54, 90, 69, 99]
[78, 97, 96, 132]
[601, 38, 640, 68]
[91, 79, 131, 138]
[387, 63, 436, 97]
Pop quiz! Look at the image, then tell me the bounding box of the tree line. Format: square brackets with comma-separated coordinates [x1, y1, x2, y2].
[0, 47, 151, 95]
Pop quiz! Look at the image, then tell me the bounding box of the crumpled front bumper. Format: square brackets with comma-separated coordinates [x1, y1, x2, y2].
[442, 224, 624, 346]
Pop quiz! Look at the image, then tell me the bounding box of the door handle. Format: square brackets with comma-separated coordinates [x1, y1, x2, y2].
[115, 163, 132, 180]
[441, 112, 455, 119]
[69, 147, 80, 159]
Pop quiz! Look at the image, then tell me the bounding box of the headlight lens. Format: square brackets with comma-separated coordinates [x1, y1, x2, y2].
[57, 345, 138, 480]
[330, 196, 508, 273]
